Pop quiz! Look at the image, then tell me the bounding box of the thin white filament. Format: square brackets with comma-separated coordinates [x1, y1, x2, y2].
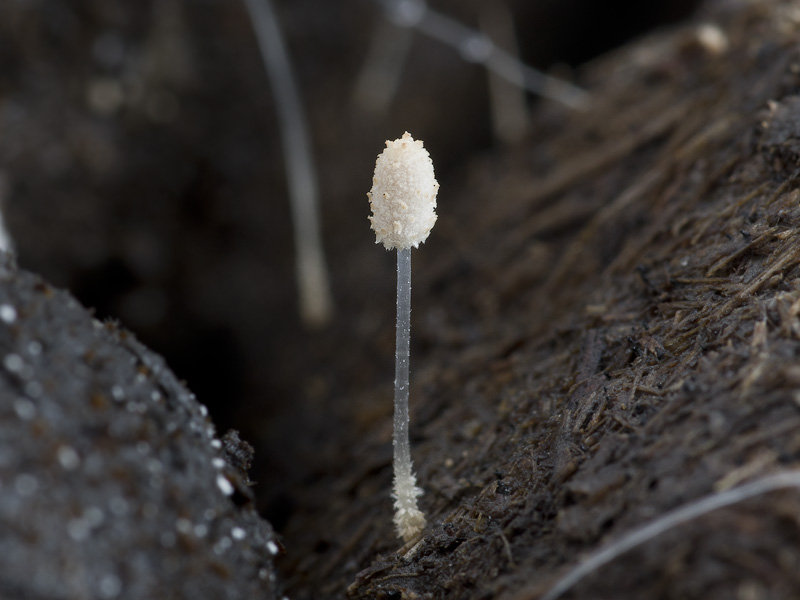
[354, 18, 415, 113]
[243, 0, 333, 327]
[374, 0, 589, 109]
[542, 470, 800, 600]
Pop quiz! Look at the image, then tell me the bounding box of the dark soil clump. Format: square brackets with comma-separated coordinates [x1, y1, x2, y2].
[0, 254, 280, 599]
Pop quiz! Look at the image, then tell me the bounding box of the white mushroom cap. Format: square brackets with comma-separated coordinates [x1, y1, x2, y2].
[368, 132, 439, 250]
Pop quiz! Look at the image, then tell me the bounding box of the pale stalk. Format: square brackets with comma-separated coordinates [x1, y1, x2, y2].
[392, 247, 424, 542]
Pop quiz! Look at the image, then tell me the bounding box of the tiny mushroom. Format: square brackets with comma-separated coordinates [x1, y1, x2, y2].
[368, 131, 438, 543]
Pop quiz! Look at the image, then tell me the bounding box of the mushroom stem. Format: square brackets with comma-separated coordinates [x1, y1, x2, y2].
[394, 248, 412, 472]
[392, 247, 425, 542]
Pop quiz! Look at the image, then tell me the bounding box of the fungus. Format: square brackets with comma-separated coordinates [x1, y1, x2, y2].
[368, 131, 438, 543]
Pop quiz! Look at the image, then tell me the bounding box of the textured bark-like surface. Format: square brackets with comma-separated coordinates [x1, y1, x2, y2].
[0, 254, 280, 599]
[283, 1, 800, 598]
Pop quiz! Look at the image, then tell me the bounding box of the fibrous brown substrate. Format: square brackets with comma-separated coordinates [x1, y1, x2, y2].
[285, 1, 800, 598]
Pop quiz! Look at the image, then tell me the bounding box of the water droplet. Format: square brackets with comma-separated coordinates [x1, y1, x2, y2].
[4, 353, 24, 373]
[98, 574, 122, 599]
[0, 304, 17, 323]
[24, 380, 42, 398]
[126, 401, 146, 414]
[213, 536, 232, 555]
[109, 496, 129, 517]
[57, 445, 80, 470]
[267, 540, 279, 555]
[175, 518, 192, 534]
[216, 474, 234, 496]
[111, 385, 125, 401]
[27, 341, 42, 356]
[14, 473, 38, 496]
[194, 523, 208, 538]
[13, 398, 35, 420]
[231, 526, 246, 540]
[84, 506, 105, 527]
[212, 458, 225, 469]
[67, 518, 91, 541]
[210, 439, 222, 449]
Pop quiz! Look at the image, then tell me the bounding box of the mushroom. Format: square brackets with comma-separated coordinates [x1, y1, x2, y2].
[368, 131, 438, 543]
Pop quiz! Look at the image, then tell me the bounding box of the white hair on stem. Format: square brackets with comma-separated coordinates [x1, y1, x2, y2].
[242, 0, 333, 328]
[541, 470, 800, 600]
